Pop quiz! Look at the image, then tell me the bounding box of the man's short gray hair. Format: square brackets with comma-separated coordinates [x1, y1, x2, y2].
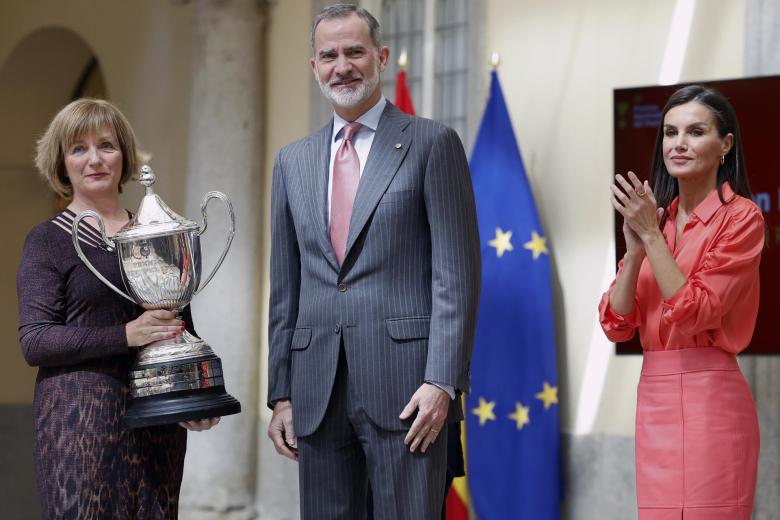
[310, 4, 382, 54]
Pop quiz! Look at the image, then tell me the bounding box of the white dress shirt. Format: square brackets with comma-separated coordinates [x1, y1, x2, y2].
[327, 96, 387, 224]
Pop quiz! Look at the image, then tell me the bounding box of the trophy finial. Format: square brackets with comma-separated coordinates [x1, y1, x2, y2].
[139, 165, 156, 188]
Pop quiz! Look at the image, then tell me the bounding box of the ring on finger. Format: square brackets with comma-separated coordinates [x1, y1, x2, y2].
[430, 427, 439, 434]
[635, 187, 646, 197]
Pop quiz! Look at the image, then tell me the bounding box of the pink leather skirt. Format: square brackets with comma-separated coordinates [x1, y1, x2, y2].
[636, 348, 759, 520]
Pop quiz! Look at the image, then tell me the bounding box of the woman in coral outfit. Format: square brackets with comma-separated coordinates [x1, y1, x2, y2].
[600, 85, 763, 520]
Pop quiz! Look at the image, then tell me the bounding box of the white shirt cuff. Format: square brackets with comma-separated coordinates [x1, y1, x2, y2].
[426, 381, 456, 400]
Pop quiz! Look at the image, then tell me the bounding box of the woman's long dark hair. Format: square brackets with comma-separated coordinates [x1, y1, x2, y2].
[650, 85, 752, 213]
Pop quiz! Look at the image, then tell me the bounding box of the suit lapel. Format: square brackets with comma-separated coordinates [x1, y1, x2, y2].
[301, 121, 340, 271]
[344, 103, 412, 261]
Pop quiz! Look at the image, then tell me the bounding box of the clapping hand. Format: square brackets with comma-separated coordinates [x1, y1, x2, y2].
[610, 171, 664, 255]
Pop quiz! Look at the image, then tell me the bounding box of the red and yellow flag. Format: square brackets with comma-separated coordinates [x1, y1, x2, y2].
[445, 419, 470, 519]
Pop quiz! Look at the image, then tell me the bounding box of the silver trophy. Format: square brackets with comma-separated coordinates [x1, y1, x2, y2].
[72, 165, 241, 428]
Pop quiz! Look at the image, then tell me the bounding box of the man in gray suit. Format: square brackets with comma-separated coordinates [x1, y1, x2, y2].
[267, 5, 480, 519]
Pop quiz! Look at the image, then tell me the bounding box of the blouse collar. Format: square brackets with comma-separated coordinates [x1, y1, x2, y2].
[668, 181, 735, 224]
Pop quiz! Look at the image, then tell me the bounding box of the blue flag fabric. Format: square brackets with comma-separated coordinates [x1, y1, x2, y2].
[465, 71, 562, 519]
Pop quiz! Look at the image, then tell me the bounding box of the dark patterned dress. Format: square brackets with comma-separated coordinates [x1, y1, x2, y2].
[16, 209, 188, 519]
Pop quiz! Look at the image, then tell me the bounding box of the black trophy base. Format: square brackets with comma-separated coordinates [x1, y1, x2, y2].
[123, 387, 241, 428]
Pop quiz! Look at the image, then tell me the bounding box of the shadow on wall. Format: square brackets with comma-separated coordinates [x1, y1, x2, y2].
[0, 25, 106, 518]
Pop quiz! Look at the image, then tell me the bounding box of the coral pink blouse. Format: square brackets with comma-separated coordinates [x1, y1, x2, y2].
[599, 183, 764, 353]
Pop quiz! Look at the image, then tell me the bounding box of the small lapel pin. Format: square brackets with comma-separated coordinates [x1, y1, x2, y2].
[395, 143, 402, 149]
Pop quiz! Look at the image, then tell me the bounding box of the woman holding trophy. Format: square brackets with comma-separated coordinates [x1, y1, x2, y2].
[17, 98, 218, 518]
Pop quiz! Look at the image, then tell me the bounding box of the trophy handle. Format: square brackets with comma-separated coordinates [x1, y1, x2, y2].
[194, 191, 235, 294]
[72, 210, 136, 304]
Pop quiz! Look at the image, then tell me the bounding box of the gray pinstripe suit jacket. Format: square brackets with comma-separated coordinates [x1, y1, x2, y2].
[268, 102, 481, 436]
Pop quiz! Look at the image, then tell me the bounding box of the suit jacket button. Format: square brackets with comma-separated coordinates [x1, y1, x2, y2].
[337, 282, 347, 292]
[334, 324, 341, 333]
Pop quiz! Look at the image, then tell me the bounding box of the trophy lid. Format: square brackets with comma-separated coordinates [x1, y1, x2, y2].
[113, 165, 199, 242]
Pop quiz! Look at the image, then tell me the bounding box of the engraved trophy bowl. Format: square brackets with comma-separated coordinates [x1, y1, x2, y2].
[72, 165, 241, 428]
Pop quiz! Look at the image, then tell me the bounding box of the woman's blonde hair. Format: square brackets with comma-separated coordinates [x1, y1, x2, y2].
[35, 98, 142, 199]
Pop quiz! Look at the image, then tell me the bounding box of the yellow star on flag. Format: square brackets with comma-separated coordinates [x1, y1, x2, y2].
[523, 231, 549, 260]
[488, 228, 513, 257]
[535, 381, 559, 410]
[508, 402, 530, 430]
[472, 397, 496, 426]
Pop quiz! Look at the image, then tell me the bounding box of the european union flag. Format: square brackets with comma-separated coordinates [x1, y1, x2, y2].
[465, 71, 562, 518]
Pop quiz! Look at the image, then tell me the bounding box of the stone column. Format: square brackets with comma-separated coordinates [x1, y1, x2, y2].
[180, 1, 265, 518]
[743, 3, 780, 518]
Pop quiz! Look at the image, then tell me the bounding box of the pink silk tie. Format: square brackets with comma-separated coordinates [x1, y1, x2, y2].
[330, 122, 363, 265]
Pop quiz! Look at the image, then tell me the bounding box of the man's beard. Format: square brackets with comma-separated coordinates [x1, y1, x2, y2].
[318, 65, 380, 109]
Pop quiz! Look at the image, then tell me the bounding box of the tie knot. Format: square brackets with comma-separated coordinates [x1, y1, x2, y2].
[342, 122, 363, 142]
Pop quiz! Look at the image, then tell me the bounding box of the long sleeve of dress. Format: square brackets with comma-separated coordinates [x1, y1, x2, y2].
[599, 258, 642, 342]
[17, 225, 129, 367]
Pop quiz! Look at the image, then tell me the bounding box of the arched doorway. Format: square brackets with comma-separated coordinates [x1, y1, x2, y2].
[0, 26, 107, 517]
